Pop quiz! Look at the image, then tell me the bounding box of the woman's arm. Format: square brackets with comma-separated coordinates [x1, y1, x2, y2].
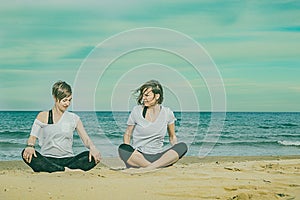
[23, 135, 37, 163]
[23, 111, 46, 163]
[76, 119, 101, 163]
[167, 123, 177, 145]
[123, 125, 135, 144]
[27, 135, 37, 146]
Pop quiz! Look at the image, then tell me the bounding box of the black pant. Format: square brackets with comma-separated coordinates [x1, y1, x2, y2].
[21, 150, 96, 173]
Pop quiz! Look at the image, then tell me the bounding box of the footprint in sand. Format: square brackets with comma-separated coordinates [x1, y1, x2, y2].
[229, 193, 250, 200]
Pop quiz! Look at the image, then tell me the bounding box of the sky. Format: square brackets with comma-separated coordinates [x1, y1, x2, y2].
[0, 0, 299, 112]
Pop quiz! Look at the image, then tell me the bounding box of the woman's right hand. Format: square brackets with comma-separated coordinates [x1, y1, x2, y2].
[23, 147, 37, 163]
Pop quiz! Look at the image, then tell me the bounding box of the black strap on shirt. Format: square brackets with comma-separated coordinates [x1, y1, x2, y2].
[48, 110, 53, 124]
[142, 106, 148, 118]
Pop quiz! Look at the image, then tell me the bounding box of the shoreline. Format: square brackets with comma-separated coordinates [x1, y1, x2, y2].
[1, 155, 300, 200]
[1, 155, 299, 169]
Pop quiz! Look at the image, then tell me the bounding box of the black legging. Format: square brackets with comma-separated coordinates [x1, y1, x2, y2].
[21, 150, 96, 173]
[118, 142, 188, 168]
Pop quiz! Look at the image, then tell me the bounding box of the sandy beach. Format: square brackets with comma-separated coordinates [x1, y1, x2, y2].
[1, 155, 299, 200]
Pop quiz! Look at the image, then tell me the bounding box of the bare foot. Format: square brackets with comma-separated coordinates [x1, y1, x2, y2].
[109, 167, 126, 171]
[122, 167, 160, 174]
[64, 167, 84, 172]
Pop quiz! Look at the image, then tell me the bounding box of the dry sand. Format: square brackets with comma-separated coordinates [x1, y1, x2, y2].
[1, 155, 299, 200]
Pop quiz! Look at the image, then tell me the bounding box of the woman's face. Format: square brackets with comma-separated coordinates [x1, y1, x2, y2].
[55, 95, 72, 112]
[142, 88, 159, 107]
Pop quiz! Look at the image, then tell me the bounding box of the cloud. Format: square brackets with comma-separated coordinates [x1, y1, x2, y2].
[62, 46, 95, 59]
[274, 26, 300, 32]
[1, 0, 299, 111]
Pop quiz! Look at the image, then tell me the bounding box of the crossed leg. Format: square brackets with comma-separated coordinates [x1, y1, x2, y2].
[119, 143, 187, 173]
[127, 149, 179, 169]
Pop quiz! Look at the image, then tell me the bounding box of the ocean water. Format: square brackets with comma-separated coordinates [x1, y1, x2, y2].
[0, 111, 299, 161]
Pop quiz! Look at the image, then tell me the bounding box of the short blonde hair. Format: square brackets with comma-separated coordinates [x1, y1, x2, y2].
[52, 81, 72, 101]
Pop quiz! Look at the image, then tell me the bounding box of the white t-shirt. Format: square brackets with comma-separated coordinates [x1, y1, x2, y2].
[30, 111, 80, 158]
[127, 105, 176, 154]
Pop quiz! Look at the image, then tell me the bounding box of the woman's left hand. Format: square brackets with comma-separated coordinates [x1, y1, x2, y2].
[89, 146, 102, 164]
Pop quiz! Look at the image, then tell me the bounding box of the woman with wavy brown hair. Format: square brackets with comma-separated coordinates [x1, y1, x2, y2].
[118, 80, 187, 172]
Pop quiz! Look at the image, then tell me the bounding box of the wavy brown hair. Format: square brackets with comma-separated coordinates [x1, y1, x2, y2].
[135, 80, 164, 105]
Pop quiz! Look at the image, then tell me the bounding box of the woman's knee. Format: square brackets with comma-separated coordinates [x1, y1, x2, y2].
[118, 143, 133, 150]
[21, 149, 27, 163]
[21, 149, 41, 163]
[173, 142, 188, 158]
[21, 148, 25, 156]
[118, 144, 135, 162]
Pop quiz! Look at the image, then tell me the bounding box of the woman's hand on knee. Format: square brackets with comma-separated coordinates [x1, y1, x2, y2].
[89, 146, 101, 164]
[23, 147, 37, 163]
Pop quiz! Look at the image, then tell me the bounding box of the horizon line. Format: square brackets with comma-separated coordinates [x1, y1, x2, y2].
[0, 110, 299, 113]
